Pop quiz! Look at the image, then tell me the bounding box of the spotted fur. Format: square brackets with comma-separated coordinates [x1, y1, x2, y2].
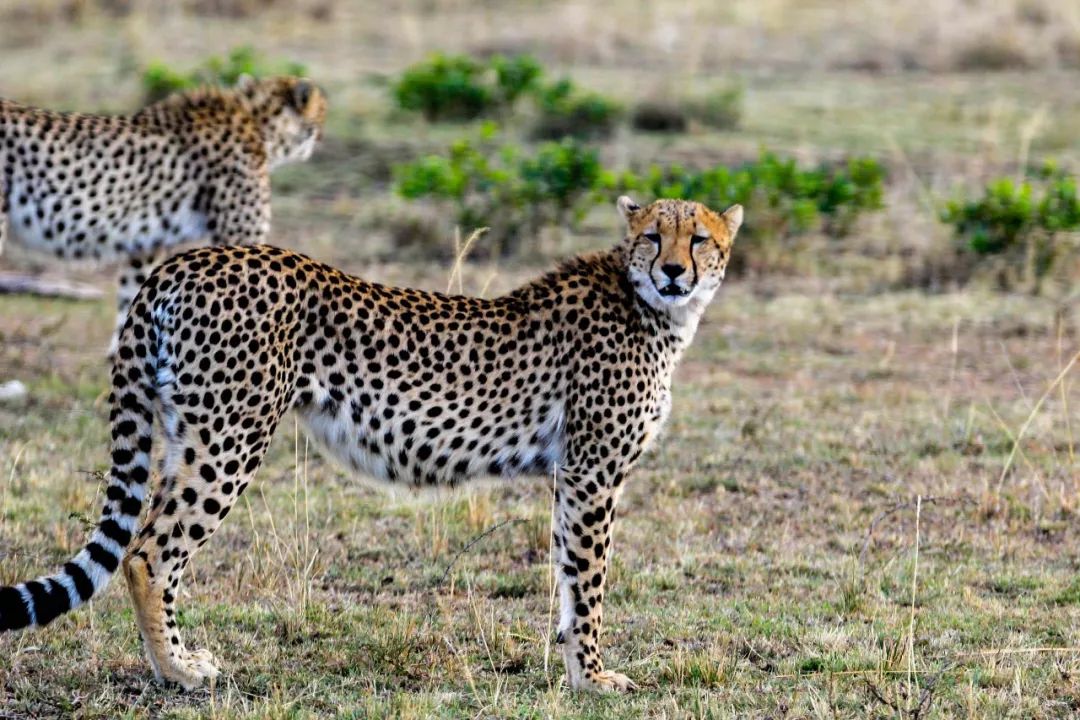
[0, 197, 742, 692]
[0, 76, 327, 353]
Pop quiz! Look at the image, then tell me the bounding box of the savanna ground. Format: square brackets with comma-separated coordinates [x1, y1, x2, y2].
[2, 1, 1080, 717]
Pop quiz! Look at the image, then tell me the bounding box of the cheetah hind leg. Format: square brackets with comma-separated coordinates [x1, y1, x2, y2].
[123, 439, 271, 688]
[123, 551, 221, 689]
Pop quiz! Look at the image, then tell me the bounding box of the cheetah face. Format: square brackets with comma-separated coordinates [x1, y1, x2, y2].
[619, 196, 742, 312]
[238, 76, 329, 169]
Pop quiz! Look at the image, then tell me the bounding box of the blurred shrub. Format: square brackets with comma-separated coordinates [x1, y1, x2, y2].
[490, 54, 544, 108]
[633, 87, 742, 134]
[392, 53, 493, 122]
[531, 78, 622, 140]
[1057, 36, 1080, 69]
[184, 0, 279, 18]
[392, 53, 545, 122]
[953, 37, 1032, 71]
[142, 46, 307, 103]
[686, 87, 743, 130]
[517, 139, 608, 224]
[630, 101, 688, 133]
[942, 164, 1080, 292]
[142, 64, 194, 104]
[395, 125, 609, 255]
[392, 54, 620, 138]
[398, 132, 885, 266]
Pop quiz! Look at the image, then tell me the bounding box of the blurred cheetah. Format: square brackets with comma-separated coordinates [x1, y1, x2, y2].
[0, 76, 327, 352]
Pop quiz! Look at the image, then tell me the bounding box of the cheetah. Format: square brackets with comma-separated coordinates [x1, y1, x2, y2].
[0, 196, 742, 693]
[0, 75, 327, 353]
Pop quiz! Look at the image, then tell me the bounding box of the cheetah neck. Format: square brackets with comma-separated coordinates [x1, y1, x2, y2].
[632, 271, 718, 357]
[605, 243, 718, 352]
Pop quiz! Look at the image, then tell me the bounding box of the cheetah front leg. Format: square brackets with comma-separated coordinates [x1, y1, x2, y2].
[111, 252, 158, 358]
[553, 466, 636, 692]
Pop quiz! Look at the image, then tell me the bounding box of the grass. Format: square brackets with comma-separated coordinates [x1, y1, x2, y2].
[2, 0, 1080, 716]
[2, 277, 1079, 718]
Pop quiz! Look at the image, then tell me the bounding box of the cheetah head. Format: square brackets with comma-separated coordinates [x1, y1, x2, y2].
[619, 196, 742, 312]
[237, 76, 329, 169]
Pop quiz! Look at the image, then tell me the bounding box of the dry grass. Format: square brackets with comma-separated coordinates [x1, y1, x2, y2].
[2, 270, 1079, 717]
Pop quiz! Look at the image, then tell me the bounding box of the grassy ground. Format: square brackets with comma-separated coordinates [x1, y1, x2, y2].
[2, 1, 1080, 718]
[3, 274, 1079, 718]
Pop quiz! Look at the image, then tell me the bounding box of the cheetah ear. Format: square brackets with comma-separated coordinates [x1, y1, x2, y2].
[617, 196, 641, 223]
[720, 204, 743, 238]
[290, 80, 315, 111]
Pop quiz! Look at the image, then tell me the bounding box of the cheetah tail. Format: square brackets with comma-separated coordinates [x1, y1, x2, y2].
[0, 301, 158, 632]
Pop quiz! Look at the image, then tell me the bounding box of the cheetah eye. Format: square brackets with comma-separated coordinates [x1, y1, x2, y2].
[690, 234, 707, 246]
[644, 233, 662, 245]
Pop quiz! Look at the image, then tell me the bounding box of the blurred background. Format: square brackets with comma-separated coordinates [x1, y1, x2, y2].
[3, 2, 1080, 717]
[1, 0, 1079, 290]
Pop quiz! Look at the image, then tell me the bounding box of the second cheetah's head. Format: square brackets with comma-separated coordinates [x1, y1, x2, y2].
[619, 196, 742, 312]
[237, 76, 329, 169]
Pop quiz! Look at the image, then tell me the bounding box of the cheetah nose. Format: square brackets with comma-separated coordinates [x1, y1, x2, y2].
[661, 264, 685, 281]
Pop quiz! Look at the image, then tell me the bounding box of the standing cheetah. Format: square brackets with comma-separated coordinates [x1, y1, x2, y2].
[0, 197, 742, 692]
[0, 75, 327, 353]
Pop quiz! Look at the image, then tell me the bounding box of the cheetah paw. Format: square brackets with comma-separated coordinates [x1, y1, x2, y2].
[582, 670, 638, 693]
[158, 648, 220, 690]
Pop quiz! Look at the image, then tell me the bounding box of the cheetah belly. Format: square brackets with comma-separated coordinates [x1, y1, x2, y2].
[295, 406, 392, 485]
[294, 395, 567, 489]
[4, 177, 207, 263]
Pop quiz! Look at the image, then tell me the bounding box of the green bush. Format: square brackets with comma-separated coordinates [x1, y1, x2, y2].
[392, 53, 493, 122]
[490, 54, 544, 108]
[397, 134, 885, 265]
[942, 165, 1080, 291]
[142, 46, 307, 104]
[395, 126, 609, 255]
[531, 78, 621, 140]
[518, 139, 608, 224]
[616, 153, 884, 272]
[392, 54, 621, 138]
[392, 53, 545, 122]
[142, 63, 193, 104]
